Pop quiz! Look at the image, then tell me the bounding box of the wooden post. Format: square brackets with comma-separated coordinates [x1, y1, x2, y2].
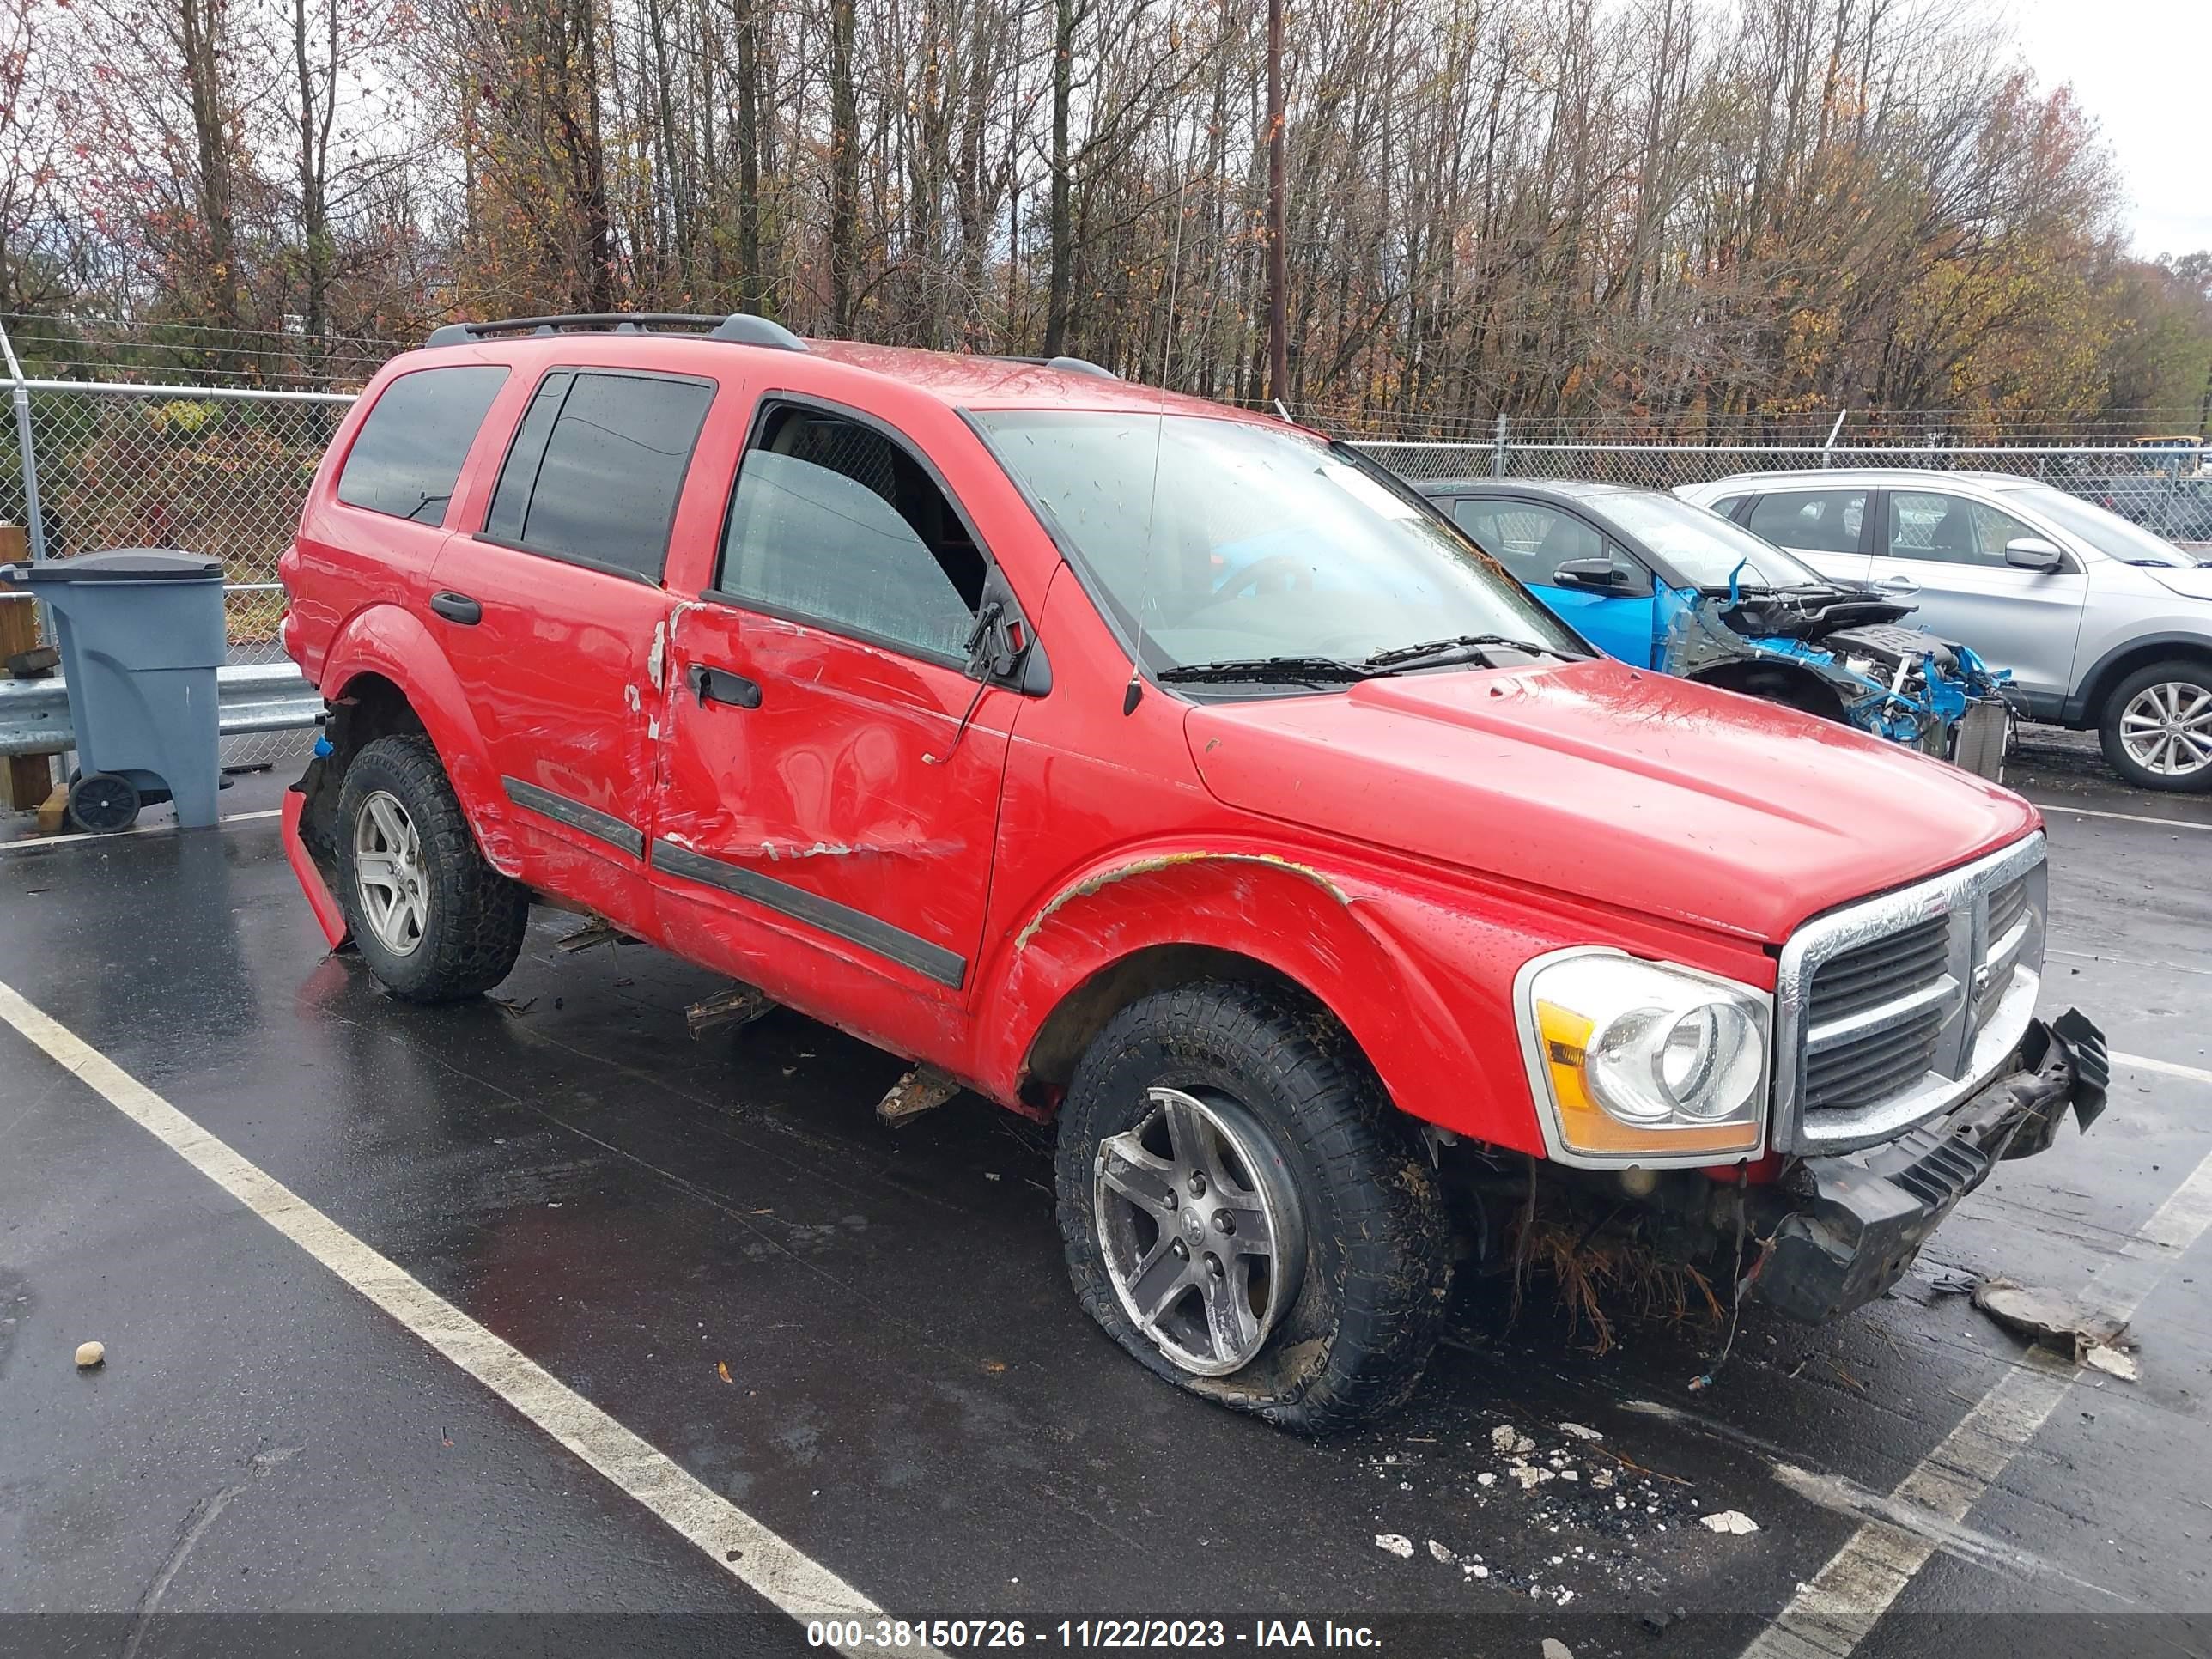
[0, 524, 54, 811]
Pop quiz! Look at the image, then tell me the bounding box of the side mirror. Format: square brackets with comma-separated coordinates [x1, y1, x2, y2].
[2004, 537, 2066, 574]
[1553, 557, 1645, 595]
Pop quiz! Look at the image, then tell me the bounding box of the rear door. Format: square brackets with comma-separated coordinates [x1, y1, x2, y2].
[652, 397, 1016, 1024]
[430, 366, 715, 927]
[1741, 487, 1872, 581]
[1449, 495, 1657, 665]
[1867, 489, 2087, 698]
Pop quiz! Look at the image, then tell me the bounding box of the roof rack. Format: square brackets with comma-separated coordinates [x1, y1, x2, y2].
[425, 313, 808, 353]
[983, 354, 1120, 380]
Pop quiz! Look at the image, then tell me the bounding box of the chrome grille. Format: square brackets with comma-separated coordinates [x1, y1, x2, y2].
[1774, 835, 2048, 1152]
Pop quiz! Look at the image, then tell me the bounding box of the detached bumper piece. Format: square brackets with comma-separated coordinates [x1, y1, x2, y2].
[1747, 1010, 2109, 1324]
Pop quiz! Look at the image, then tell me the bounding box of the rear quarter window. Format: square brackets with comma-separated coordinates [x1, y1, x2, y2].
[335, 365, 509, 523]
[483, 369, 714, 581]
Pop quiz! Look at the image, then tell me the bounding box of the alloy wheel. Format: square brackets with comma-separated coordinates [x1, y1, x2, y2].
[354, 789, 429, 956]
[2119, 681, 2212, 779]
[1093, 1086, 1305, 1376]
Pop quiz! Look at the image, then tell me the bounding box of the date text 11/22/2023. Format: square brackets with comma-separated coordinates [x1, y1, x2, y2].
[805, 1619, 1382, 1650]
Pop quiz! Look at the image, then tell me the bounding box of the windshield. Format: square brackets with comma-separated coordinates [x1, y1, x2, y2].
[1594, 492, 1827, 588]
[972, 410, 1584, 681]
[2012, 485, 2203, 567]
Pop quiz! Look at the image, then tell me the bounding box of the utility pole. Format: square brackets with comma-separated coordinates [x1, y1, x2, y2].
[1265, 0, 1288, 406]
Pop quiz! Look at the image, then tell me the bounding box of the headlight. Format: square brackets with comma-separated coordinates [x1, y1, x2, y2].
[1516, 951, 1771, 1164]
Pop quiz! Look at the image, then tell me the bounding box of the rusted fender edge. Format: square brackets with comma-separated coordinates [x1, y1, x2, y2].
[1011, 850, 1351, 953]
[975, 848, 1544, 1152]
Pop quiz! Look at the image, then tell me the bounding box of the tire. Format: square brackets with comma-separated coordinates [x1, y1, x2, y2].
[1054, 981, 1452, 1434]
[2098, 660, 2212, 793]
[335, 733, 529, 1000]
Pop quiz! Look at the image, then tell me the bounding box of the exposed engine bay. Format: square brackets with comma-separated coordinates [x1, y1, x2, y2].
[1660, 582, 2014, 778]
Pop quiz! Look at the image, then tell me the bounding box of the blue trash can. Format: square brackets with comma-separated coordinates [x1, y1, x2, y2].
[0, 550, 227, 832]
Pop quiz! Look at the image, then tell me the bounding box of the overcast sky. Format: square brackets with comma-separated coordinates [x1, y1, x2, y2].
[2009, 0, 2211, 260]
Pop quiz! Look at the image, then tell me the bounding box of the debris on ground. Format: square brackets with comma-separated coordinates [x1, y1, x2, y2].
[1540, 1639, 1575, 1659]
[1700, 1510, 1759, 1535]
[1426, 1539, 1455, 1564]
[556, 917, 639, 953]
[685, 982, 774, 1040]
[1374, 1533, 1414, 1559]
[1558, 1421, 1603, 1441]
[73, 1340, 104, 1369]
[1971, 1276, 2139, 1378]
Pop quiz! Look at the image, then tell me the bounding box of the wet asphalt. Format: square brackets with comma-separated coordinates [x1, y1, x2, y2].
[1, 729, 2208, 1659]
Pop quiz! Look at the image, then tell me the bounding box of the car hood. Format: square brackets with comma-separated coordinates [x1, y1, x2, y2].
[1182, 659, 2039, 944]
[2143, 562, 2212, 601]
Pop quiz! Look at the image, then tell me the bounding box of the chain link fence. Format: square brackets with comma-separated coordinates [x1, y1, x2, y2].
[2, 356, 2207, 781]
[1, 371, 355, 771]
[1354, 435, 2212, 544]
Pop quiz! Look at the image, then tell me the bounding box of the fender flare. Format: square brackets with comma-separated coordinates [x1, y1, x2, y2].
[319, 603, 523, 874]
[971, 848, 1541, 1151]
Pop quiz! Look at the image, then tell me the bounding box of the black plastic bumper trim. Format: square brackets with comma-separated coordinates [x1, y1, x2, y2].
[1747, 1008, 2108, 1324]
[501, 777, 646, 860]
[650, 838, 967, 990]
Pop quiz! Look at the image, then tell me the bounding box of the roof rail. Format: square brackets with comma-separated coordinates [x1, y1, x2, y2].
[983, 353, 1120, 381]
[425, 313, 808, 353]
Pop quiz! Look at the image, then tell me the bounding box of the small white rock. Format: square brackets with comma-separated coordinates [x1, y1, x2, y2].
[1476, 1471, 1497, 1487]
[1427, 1539, 1455, 1565]
[1559, 1422, 1603, 1441]
[74, 1340, 105, 1369]
[1540, 1636, 1573, 1657]
[1559, 1468, 1579, 1481]
[1465, 1563, 1490, 1580]
[1375, 1533, 1415, 1559]
[1490, 1425, 1518, 1451]
[1702, 1510, 1760, 1535]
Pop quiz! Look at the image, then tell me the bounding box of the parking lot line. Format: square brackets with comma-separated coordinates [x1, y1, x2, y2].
[1741, 1107, 2212, 1658]
[2111, 1049, 2212, 1087]
[0, 976, 934, 1658]
[2033, 802, 2212, 834]
[0, 807, 282, 853]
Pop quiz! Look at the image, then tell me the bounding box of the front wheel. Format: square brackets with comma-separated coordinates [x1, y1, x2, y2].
[335, 733, 529, 1000]
[2099, 661, 2212, 792]
[1054, 981, 1452, 1433]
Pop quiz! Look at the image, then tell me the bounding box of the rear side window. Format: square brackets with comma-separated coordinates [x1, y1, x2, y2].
[484, 369, 714, 581]
[1747, 489, 1866, 554]
[336, 365, 508, 524]
[713, 406, 985, 661]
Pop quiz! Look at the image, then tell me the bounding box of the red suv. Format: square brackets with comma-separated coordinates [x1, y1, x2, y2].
[280, 314, 2109, 1431]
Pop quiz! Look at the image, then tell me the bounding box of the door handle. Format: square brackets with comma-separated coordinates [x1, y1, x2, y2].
[1872, 576, 1919, 594]
[429, 590, 483, 625]
[688, 664, 763, 710]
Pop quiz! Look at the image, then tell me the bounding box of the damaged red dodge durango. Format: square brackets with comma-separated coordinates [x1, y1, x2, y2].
[280, 313, 2110, 1431]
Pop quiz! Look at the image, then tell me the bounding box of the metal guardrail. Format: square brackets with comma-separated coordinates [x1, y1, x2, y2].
[0, 661, 321, 757]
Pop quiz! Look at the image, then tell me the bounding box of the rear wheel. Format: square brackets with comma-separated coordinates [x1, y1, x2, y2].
[336, 733, 528, 1000]
[2099, 661, 2212, 792]
[1054, 981, 1451, 1433]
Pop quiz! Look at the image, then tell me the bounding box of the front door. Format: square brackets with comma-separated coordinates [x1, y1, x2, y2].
[652, 399, 1014, 1032]
[431, 365, 715, 926]
[1449, 496, 1658, 665]
[1869, 489, 2088, 699]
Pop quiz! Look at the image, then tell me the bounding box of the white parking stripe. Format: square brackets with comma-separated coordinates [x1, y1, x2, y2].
[2034, 802, 2212, 834]
[0, 808, 282, 853]
[0, 978, 933, 1658]
[2112, 1049, 2212, 1087]
[1741, 1134, 2212, 1657]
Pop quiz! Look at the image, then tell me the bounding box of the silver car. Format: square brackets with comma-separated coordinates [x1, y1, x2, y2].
[1675, 469, 2212, 791]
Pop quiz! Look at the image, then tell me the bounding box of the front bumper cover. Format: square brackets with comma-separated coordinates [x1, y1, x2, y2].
[1743, 1009, 2110, 1324]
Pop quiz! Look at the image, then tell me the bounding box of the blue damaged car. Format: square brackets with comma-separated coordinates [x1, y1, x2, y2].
[1413, 477, 2014, 778]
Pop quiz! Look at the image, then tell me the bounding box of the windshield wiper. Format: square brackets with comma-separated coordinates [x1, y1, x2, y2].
[1157, 655, 1373, 686]
[1358, 634, 1583, 673]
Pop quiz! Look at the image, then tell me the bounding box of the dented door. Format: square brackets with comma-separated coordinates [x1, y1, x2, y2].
[653, 601, 1013, 1012]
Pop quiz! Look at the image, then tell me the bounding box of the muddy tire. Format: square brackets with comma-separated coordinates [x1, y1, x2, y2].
[2098, 660, 2212, 792]
[335, 733, 528, 1001]
[1055, 981, 1451, 1433]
